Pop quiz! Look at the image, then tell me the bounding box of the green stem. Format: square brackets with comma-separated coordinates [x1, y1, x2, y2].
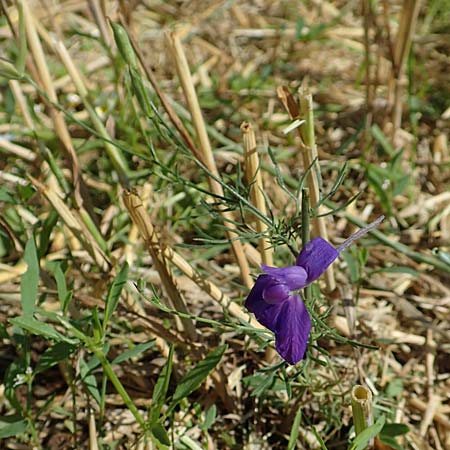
[57, 317, 147, 431]
[92, 348, 146, 430]
[301, 188, 312, 301]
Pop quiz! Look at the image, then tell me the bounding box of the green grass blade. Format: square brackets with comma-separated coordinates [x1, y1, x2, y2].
[103, 263, 129, 332]
[20, 237, 39, 317]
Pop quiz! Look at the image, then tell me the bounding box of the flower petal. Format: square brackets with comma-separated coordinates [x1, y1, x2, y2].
[263, 281, 290, 304]
[296, 237, 339, 284]
[245, 275, 287, 331]
[261, 264, 308, 291]
[274, 294, 311, 364]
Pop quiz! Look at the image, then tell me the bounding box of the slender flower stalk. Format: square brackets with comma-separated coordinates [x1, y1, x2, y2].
[245, 216, 384, 364]
[301, 188, 312, 302]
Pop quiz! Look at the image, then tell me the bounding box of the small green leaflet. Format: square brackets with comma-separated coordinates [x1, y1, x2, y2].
[0, 415, 28, 438]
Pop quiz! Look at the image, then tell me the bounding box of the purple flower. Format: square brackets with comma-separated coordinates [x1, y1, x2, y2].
[245, 216, 384, 364]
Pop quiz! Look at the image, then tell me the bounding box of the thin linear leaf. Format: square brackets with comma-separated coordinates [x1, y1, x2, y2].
[38, 210, 58, 258]
[21, 237, 39, 316]
[112, 339, 156, 365]
[371, 124, 395, 157]
[47, 261, 72, 313]
[381, 423, 410, 437]
[150, 345, 174, 425]
[80, 358, 101, 405]
[9, 316, 77, 344]
[167, 345, 227, 414]
[36, 342, 77, 374]
[103, 262, 129, 331]
[179, 435, 203, 450]
[287, 406, 302, 450]
[151, 421, 170, 446]
[309, 424, 328, 450]
[202, 404, 217, 431]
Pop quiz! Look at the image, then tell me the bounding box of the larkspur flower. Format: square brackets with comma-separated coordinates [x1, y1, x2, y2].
[245, 216, 384, 364]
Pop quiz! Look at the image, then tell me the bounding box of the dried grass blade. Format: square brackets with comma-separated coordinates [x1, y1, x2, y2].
[123, 190, 261, 328]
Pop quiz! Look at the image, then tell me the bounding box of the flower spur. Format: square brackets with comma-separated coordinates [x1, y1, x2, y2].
[245, 216, 384, 364]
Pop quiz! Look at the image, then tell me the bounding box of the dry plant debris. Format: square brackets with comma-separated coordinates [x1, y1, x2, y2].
[0, 1, 449, 449]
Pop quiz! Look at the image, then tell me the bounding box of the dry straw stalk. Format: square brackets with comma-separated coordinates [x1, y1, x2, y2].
[21, 0, 85, 209]
[277, 85, 336, 292]
[166, 30, 253, 289]
[241, 122, 273, 266]
[390, 0, 422, 131]
[123, 190, 262, 330]
[123, 190, 198, 339]
[29, 176, 110, 272]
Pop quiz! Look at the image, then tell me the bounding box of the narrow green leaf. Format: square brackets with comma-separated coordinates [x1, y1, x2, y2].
[0, 186, 15, 203]
[251, 372, 275, 397]
[112, 339, 155, 365]
[103, 263, 129, 331]
[38, 210, 59, 258]
[287, 406, 302, 450]
[371, 124, 395, 157]
[110, 21, 138, 69]
[202, 404, 216, 430]
[381, 423, 410, 437]
[9, 316, 76, 344]
[80, 358, 101, 405]
[150, 345, 174, 425]
[309, 424, 328, 450]
[168, 345, 227, 413]
[47, 261, 71, 312]
[349, 415, 386, 450]
[92, 307, 102, 341]
[179, 435, 203, 450]
[21, 237, 39, 316]
[0, 415, 28, 438]
[36, 342, 76, 374]
[151, 421, 170, 446]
